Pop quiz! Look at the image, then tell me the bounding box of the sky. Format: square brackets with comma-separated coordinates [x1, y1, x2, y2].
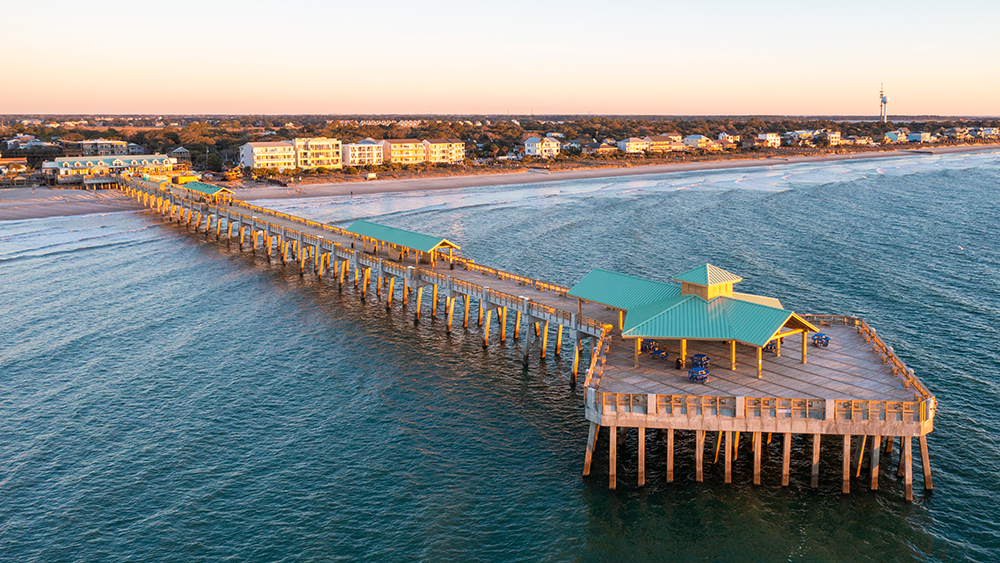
[4, 0, 999, 116]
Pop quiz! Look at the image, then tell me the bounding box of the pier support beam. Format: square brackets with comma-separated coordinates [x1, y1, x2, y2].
[842, 433, 851, 494]
[812, 434, 821, 488]
[609, 426, 617, 490]
[483, 309, 492, 347]
[725, 430, 732, 483]
[753, 431, 762, 485]
[904, 436, 913, 500]
[695, 430, 705, 482]
[680, 339, 687, 368]
[415, 286, 423, 322]
[387, 277, 395, 308]
[463, 296, 470, 328]
[782, 432, 791, 486]
[638, 427, 646, 487]
[499, 307, 507, 342]
[666, 429, 674, 483]
[583, 423, 599, 476]
[920, 435, 933, 490]
[446, 297, 455, 333]
[870, 435, 881, 490]
[730, 340, 736, 370]
[540, 321, 549, 359]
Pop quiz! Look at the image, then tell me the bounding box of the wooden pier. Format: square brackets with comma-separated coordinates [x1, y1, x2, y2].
[118, 178, 936, 500]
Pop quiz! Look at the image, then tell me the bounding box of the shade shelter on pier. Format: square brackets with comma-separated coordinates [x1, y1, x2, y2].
[345, 220, 460, 266]
[621, 264, 818, 376]
[182, 181, 235, 201]
[567, 268, 682, 331]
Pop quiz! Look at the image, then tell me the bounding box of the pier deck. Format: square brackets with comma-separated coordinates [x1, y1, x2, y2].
[598, 325, 913, 402]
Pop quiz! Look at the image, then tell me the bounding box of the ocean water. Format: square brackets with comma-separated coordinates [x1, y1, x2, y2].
[2, 151, 999, 562]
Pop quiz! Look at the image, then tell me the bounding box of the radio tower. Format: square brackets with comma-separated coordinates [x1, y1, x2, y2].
[879, 83, 889, 123]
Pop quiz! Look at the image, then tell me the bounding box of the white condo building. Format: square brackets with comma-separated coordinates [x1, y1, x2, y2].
[524, 137, 560, 158]
[341, 138, 384, 166]
[290, 137, 342, 169]
[423, 139, 465, 164]
[239, 142, 296, 170]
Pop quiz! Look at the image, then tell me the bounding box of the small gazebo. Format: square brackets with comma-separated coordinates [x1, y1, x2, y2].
[621, 264, 819, 378]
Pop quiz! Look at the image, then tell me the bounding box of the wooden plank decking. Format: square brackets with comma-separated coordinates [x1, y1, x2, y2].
[598, 326, 916, 402]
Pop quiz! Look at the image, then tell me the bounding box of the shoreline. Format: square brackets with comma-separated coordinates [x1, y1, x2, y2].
[2, 144, 997, 221]
[232, 143, 1000, 201]
[0, 187, 143, 221]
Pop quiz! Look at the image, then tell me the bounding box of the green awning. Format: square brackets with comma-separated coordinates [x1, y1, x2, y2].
[345, 220, 460, 253]
[622, 294, 817, 348]
[184, 181, 234, 196]
[567, 268, 681, 311]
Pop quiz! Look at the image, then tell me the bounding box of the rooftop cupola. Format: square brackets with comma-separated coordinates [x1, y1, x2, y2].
[672, 263, 742, 301]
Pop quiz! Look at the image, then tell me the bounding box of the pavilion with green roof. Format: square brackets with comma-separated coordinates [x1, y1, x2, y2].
[570, 263, 818, 377]
[182, 181, 234, 199]
[345, 220, 460, 266]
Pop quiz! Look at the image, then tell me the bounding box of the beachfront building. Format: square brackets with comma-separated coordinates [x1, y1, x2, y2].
[758, 133, 781, 148]
[423, 139, 465, 164]
[342, 138, 383, 167]
[239, 142, 296, 170]
[290, 137, 342, 169]
[42, 155, 176, 185]
[821, 131, 842, 146]
[379, 139, 426, 165]
[718, 132, 741, 144]
[582, 142, 619, 156]
[908, 131, 932, 143]
[0, 157, 29, 174]
[683, 135, 713, 149]
[645, 136, 688, 153]
[78, 138, 128, 156]
[883, 131, 906, 143]
[617, 137, 650, 154]
[524, 137, 560, 158]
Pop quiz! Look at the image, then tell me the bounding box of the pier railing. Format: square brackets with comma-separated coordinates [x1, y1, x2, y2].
[586, 313, 936, 430]
[120, 178, 609, 336]
[592, 392, 931, 425]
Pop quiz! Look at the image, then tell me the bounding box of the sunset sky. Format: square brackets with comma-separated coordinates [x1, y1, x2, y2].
[6, 0, 999, 116]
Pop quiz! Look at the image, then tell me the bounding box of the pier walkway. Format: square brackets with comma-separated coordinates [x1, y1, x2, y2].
[118, 178, 935, 501]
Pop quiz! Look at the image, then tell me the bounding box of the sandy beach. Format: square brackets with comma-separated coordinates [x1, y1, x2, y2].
[1, 144, 996, 221]
[0, 187, 143, 221]
[234, 144, 1000, 201]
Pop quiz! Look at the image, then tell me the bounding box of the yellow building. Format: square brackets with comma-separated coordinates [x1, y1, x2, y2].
[423, 139, 465, 164]
[291, 137, 342, 169]
[379, 139, 425, 165]
[342, 138, 384, 166]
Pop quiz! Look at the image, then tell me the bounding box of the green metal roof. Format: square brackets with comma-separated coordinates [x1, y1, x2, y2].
[567, 268, 682, 311]
[672, 263, 742, 286]
[184, 181, 233, 196]
[345, 220, 460, 253]
[622, 294, 816, 348]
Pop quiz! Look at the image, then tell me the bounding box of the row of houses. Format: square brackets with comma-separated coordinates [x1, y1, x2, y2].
[883, 126, 1000, 144]
[238, 137, 466, 170]
[525, 132, 785, 158]
[2, 135, 147, 156]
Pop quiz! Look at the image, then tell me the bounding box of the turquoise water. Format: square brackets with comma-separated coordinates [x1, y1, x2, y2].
[2, 151, 999, 561]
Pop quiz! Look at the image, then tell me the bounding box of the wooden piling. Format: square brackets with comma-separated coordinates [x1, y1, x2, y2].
[782, 432, 791, 486]
[432, 285, 438, 317]
[725, 430, 732, 483]
[638, 427, 646, 487]
[904, 436, 913, 500]
[541, 321, 549, 359]
[463, 296, 470, 328]
[514, 311, 521, 339]
[387, 276, 395, 308]
[666, 429, 674, 482]
[753, 431, 762, 485]
[695, 430, 705, 482]
[415, 286, 423, 322]
[842, 433, 851, 494]
[483, 309, 492, 347]
[919, 435, 933, 490]
[609, 425, 617, 489]
[583, 423, 599, 476]
[555, 325, 563, 356]
[812, 433, 821, 488]
[870, 435, 881, 490]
